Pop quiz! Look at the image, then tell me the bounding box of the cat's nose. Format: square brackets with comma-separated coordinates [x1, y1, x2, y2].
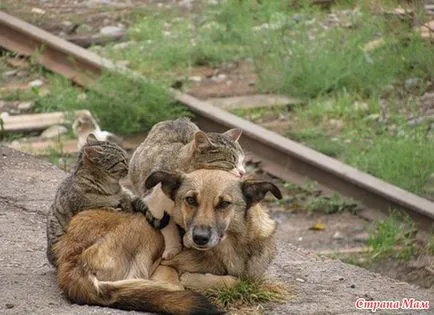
[238, 167, 246, 177]
[192, 225, 211, 246]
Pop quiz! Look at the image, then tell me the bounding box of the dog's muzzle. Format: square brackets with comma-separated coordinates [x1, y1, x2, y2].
[185, 225, 221, 250]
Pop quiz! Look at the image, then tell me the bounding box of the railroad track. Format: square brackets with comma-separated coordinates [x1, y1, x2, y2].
[0, 11, 433, 230]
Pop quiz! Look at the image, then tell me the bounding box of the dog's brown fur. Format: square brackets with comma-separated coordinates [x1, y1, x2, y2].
[54, 169, 280, 314]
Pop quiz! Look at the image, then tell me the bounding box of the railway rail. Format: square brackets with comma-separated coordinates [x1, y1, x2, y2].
[0, 11, 433, 230]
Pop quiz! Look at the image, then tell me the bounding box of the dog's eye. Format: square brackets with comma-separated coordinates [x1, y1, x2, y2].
[216, 200, 231, 210]
[185, 196, 198, 207]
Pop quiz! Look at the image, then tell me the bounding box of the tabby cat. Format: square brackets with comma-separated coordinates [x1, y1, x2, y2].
[46, 134, 168, 267]
[129, 118, 245, 259]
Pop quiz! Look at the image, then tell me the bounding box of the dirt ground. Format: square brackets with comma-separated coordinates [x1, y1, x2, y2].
[1, 0, 434, 293]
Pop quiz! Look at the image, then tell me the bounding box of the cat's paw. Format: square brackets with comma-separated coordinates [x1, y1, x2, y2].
[162, 244, 182, 260]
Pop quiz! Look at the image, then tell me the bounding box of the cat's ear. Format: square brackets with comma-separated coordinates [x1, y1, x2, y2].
[241, 179, 282, 209]
[86, 133, 98, 145]
[145, 171, 183, 201]
[83, 145, 103, 162]
[193, 131, 212, 150]
[223, 128, 242, 142]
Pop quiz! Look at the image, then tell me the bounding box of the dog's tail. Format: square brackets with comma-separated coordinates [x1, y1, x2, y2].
[66, 275, 222, 315]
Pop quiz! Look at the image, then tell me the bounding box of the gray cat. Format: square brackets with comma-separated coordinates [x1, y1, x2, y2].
[46, 134, 168, 267]
[129, 118, 245, 259]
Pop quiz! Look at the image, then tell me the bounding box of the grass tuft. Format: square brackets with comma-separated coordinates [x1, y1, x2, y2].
[205, 279, 290, 311]
[368, 213, 417, 260]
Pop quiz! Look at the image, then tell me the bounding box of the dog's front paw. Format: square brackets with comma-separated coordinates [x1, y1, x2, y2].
[162, 244, 182, 260]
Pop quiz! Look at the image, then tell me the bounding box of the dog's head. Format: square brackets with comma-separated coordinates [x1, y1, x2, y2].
[145, 169, 282, 251]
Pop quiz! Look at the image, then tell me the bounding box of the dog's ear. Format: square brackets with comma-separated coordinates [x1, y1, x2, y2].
[241, 179, 282, 209]
[145, 171, 183, 201]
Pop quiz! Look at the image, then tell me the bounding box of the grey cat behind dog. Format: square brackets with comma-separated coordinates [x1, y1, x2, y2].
[129, 118, 245, 259]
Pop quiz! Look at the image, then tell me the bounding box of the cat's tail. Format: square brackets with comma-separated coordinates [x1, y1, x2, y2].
[131, 197, 170, 229]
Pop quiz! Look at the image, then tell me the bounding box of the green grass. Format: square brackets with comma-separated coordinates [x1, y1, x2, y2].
[34, 73, 191, 135]
[305, 193, 358, 214]
[205, 279, 289, 311]
[368, 214, 417, 260]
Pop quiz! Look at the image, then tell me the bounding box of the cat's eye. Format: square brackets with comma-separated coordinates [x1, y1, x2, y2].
[216, 200, 232, 210]
[185, 196, 198, 207]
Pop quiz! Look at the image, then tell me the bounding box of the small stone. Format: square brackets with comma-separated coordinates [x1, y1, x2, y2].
[366, 113, 380, 121]
[329, 119, 344, 130]
[353, 101, 369, 112]
[100, 25, 125, 35]
[116, 60, 129, 67]
[189, 76, 202, 82]
[61, 21, 72, 27]
[296, 278, 305, 283]
[353, 232, 369, 243]
[76, 24, 92, 34]
[350, 284, 356, 289]
[28, 79, 44, 88]
[40, 125, 68, 139]
[297, 237, 303, 241]
[332, 231, 344, 240]
[31, 8, 45, 15]
[5, 303, 14, 309]
[404, 78, 421, 90]
[422, 173, 434, 196]
[112, 41, 135, 50]
[3, 70, 18, 78]
[17, 101, 33, 112]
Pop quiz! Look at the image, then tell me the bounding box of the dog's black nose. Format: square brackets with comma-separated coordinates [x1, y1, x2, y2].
[192, 226, 211, 246]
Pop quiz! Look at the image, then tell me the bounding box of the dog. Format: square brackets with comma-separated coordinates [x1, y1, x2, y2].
[54, 169, 281, 314]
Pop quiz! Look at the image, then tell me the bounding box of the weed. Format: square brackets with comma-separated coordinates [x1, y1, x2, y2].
[34, 73, 191, 135]
[426, 235, 434, 255]
[286, 128, 346, 158]
[306, 193, 358, 214]
[205, 279, 289, 311]
[368, 213, 417, 260]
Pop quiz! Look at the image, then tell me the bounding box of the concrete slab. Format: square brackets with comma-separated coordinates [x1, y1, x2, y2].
[0, 145, 432, 314]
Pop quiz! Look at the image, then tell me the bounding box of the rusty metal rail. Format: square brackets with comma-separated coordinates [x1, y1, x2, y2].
[0, 11, 433, 229]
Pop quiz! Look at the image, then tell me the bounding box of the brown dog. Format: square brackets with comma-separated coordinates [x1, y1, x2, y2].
[54, 169, 281, 314]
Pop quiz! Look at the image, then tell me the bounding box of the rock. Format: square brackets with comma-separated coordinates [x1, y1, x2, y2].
[28, 80, 44, 88]
[5, 303, 14, 309]
[421, 92, 434, 110]
[365, 113, 380, 121]
[295, 278, 305, 283]
[31, 8, 45, 15]
[422, 173, 434, 196]
[116, 60, 130, 68]
[76, 24, 92, 34]
[112, 41, 135, 50]
[100, 25, 125, 35]
[332, 231, 344, 240]
[404, 78, 421, 90]
[189, 76, 202, 83]
[40, 125, 68, 139]
[3, 70, 18, 78]
[211, 73, 227, 82]
[353, 232, 369, 243]
[17, 101, 33, 112]
[353, 101, 369, 112]
[328, 119, 344, 130]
